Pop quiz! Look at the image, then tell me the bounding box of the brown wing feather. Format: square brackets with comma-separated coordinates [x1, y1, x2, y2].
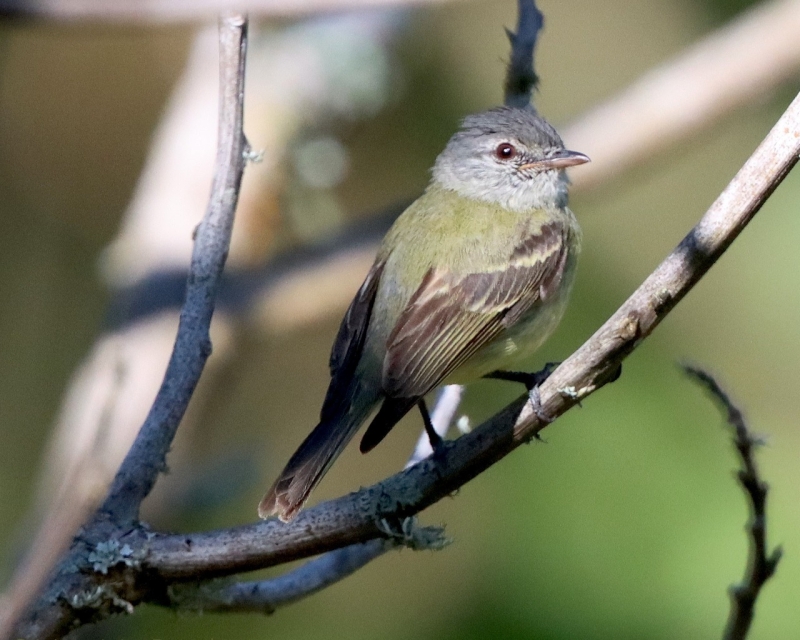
[260, 259, 387, 521]
[321, 258, 385, 422]
[383, 220, 568, 398]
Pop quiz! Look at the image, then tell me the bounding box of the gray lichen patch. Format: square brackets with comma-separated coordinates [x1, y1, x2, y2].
[69, 584, 134, 615]
[88, 540, 139, 575]
[376, 516, 451, 551]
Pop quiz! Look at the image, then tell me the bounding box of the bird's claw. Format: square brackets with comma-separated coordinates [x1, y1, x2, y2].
[528, 385, 553, 425]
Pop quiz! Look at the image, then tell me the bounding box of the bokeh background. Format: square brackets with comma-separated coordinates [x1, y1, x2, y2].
[2, 0, 800, 638]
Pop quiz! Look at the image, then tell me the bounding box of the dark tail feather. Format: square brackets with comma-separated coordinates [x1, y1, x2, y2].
[259, 411, 365, 522]
[360, 397, 417, 454]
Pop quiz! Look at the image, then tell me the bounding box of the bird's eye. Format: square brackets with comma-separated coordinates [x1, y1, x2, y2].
[495, 142, 517, 161]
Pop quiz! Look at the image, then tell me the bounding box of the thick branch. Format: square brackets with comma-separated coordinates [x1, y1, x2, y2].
[144, 92, 800, 580]
[160, 397, 458, 614]
[169, 385, 460, 612]
[683, 367, 782, 640]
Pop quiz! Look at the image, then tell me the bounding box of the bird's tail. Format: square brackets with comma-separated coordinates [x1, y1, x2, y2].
[258, 402, 374, 522]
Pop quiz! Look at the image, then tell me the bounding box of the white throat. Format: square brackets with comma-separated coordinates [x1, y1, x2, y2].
[432, 161, 569, 212]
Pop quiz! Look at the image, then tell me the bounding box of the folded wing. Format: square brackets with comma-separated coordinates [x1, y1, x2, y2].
[382, 219, 569, 398]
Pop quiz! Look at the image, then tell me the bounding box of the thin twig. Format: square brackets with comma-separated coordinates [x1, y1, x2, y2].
[6, 13, 250, 640]
[503, 0, 543, 108]
[682, 366, 782, 640]
[174, 539, 396, 614]
[101, 12, 249, 526]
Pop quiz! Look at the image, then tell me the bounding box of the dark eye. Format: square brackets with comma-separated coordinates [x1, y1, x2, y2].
[495, 142, 517, 161]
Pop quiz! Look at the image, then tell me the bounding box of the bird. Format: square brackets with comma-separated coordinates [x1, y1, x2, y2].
[259, 105, 589, 522]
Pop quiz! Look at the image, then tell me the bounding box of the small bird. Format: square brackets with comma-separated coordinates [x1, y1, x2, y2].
[259, 105, 589, 521]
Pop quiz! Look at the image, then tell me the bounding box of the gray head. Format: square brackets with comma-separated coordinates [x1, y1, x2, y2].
[432, 106, 589, 211]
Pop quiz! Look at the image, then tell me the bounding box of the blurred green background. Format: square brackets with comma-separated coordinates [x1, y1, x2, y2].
[2, 0, 800, 638]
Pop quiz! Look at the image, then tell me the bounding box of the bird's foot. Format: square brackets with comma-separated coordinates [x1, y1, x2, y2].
[484, 362, 561, 426]
[417, 398, 445, 454]
[527, 384, 552, 426]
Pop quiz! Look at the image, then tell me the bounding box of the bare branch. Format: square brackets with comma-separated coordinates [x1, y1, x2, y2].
[174, 539, 396, 614]
[7, 15, 404, 618]
[101, 12, 249, 525]
[187, 383, 461, 614]
[0, 0, 468, 22]
[503, 0, 543, 108]
[6, 13, 250, 640]
[682, 366, 782, 640]
[142, 92, 800, 581]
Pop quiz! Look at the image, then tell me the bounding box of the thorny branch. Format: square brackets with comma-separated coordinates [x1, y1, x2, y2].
[683, 366, 782, 640]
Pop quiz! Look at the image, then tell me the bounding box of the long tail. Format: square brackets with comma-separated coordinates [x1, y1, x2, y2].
[258, 405, 372, 522]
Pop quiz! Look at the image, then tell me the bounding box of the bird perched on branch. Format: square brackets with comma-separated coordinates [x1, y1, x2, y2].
[259, 105, 589, 522]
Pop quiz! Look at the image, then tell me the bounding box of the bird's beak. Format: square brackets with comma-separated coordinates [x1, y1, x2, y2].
[519, 149, 590, 171]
